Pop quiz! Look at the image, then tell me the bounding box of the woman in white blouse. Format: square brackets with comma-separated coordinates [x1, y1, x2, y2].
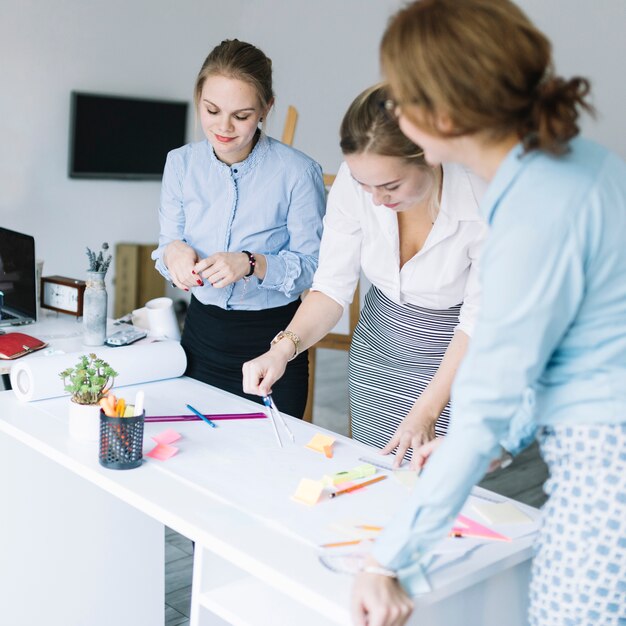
[243, 84, 487, 465]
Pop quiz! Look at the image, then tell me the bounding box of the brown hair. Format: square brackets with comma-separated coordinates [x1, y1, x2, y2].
[194, 39, 274, 111]
[341, 84, 441, 218]
[340, 83, 427, 164]
[381, 0, 593, 154]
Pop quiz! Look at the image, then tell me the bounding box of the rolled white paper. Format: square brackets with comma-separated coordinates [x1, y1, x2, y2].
[10, 340, 187, 402]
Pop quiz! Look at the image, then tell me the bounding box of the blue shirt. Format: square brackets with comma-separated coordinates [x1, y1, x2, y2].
[372, 137, 626, 584]
[152, 133, 326, 310]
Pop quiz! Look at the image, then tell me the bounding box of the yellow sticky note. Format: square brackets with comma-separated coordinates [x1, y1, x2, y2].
[292, 479, 325, 506]
[306, 434, 335, 456]
[392, 470, 419, 489]
[471, 501, 533, 525]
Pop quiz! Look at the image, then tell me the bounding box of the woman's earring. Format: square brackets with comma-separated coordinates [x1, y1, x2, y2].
[260, 117, 264, 122]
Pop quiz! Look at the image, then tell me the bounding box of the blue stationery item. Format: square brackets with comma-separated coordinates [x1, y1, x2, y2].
[185, 404, 217, 428]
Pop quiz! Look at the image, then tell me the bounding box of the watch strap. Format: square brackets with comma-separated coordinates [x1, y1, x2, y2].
[270, 330, 300, 361]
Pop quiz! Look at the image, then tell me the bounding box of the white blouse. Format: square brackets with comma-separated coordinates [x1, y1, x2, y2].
[311, 161, 488, 335]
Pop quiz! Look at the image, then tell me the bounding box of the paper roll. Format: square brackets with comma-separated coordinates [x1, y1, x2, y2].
[10, 340, 187, 402]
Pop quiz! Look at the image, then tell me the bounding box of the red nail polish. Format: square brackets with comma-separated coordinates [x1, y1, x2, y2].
[184, 288, 189, 292]
[196, 279, 203, 285]
[191, 270, 196, 275]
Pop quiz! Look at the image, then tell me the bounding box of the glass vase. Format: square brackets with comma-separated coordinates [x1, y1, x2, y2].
[83, 270, 107, 346]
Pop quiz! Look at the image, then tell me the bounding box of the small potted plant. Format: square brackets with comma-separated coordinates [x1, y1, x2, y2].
[60, 353, 118, 441]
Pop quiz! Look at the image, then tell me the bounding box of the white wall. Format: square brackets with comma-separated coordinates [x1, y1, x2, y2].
[0, 0, 624, 309]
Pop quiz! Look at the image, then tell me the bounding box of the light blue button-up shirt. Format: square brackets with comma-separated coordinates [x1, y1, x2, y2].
[152, 133, 326, 310]
[372, 137, 626, 584]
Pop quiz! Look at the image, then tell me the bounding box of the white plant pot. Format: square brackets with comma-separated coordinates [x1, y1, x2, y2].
[68, 401, 101, 442]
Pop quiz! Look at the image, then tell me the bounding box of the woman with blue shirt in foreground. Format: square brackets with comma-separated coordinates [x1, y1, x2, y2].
[152, 40, 325, 418]
[352, 1, 626, 625]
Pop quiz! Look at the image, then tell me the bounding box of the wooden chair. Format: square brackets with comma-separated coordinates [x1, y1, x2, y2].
[279, 113, 348, 424]
[302, 283, 360, 424]
[281, 105, 298, 146]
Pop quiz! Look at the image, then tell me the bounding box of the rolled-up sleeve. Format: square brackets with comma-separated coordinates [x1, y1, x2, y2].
[456, 224, 487, 336]
[310, 164, 363, 310]
[151, 150, 186, 282]
[261, 162, 325, 297]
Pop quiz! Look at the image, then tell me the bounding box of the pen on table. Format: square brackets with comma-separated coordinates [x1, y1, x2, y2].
[185, 404, 217, 428]
[261, 396, 282, 447]
[330, 475, 387, 498]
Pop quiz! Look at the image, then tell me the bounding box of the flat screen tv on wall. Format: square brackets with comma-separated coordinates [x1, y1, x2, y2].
[68, 91, 188, 180]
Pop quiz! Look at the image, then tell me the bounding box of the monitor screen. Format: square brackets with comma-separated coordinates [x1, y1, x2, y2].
[69, 91, 188, 180]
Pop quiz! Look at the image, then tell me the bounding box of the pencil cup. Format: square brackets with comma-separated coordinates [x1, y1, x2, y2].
[98, 409, 145, 470]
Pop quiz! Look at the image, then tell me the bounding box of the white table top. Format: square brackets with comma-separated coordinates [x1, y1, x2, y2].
[0, 373, 540, 625]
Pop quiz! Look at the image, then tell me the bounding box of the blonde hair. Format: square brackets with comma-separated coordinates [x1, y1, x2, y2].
[194, 39, 274, 111]
[340, 84, 441, 218]
[381, 0, 593, 154]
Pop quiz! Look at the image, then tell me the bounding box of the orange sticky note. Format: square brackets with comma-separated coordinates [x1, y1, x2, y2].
[306, 434, 335, 456]
[151, 429, 181, 445]
[291, 479, 324, 506]
[146, 443, 178, 461]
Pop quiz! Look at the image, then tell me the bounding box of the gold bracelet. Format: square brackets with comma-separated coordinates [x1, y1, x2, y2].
[270, 330, 300, 361]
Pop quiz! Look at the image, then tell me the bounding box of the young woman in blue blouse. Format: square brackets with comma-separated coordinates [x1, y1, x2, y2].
[351, 1, 626, 625]
[152, 40, 325, 418]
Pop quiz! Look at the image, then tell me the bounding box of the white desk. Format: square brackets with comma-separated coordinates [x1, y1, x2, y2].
[0, 312, 114, 377]
[0, 370, 538, 626]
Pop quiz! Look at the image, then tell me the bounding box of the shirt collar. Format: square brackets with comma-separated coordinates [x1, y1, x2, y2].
[205, 130, 270, 175]
[439, 162, 483, 222]
[480, 142, 539, 224]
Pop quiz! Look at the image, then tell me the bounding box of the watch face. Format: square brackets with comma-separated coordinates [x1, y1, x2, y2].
[43, 282, 79, 313]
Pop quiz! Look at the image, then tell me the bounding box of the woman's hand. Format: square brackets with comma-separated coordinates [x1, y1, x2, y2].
[242, 344, 293, 397]
[381, 404, 438, 469]
[412, 437, 444, 472]
[351, 559, 413, 626]
[163, 241, 199, 290]
[195, 252, 251, 288]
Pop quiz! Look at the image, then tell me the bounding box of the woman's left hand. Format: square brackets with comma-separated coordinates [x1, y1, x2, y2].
[381, 404, 438, 470]
[351, 564, 413, 626]
[194, 252, 250, 288]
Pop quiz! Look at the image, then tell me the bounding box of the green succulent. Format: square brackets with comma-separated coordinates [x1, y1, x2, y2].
[59, 353, 118, 405]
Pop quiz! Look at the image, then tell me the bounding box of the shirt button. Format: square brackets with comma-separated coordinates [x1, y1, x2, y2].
[233, 168, 238, 173]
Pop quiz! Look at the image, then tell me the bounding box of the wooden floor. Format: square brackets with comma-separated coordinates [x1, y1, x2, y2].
[164, 348, 549, 625]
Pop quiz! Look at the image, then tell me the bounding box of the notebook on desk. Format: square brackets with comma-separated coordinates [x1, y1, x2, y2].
[0, 227, 37, 327]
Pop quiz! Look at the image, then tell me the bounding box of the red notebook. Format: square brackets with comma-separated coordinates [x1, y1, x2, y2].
[0, 332, 48, 360]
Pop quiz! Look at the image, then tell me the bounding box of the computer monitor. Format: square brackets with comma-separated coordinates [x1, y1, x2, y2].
[0, 227, 37, 327]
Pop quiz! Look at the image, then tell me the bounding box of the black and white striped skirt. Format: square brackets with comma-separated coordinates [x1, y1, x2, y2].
[349, 286, 461, 452]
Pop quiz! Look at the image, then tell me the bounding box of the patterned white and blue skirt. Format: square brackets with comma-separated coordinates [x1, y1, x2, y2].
[530, 422, 626, 626]
[349, 286, 461, 452]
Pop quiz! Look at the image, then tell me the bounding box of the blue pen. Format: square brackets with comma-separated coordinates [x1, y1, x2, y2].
[186, 404, 217, 428]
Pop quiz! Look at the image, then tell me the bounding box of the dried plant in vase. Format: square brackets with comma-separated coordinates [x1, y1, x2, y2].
[86, 242, 112, 277]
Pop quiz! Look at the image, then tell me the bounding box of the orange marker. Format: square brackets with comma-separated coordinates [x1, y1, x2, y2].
[320, 539, 365, 549]
[330, 475, 387, 498]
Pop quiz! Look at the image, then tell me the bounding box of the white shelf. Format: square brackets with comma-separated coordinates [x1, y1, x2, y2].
[200, 577, 350, 626]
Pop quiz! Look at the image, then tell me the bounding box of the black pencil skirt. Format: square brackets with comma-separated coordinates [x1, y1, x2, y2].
[181, 296, 309, 418]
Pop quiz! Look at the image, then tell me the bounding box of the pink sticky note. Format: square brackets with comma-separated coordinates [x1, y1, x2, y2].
[451, 515, 511, 542]
[146, 443, 179, 461]
[152, 429, 181, 445]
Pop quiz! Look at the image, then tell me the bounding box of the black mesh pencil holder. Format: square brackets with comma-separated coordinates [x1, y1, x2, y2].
[99, 409, 145, 470]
